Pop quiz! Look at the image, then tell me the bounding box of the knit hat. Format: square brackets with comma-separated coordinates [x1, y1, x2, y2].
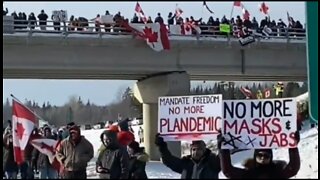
[128, 141, 140, 152]
[69, 125, 80, 133]
[254, 149, 273, 161]
[107, 125, 119, 133]
[67, 122, 75, 128]
[191, 140, 206, 149]
[118, 118, 130, 131]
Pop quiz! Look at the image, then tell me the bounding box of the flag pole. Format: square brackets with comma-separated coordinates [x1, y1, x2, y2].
[201, 2, 204, 21]
[10, 94, 46, 123]
[230, 3, 234, 21]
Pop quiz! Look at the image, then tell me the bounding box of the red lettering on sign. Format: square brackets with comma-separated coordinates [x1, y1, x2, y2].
[269, 134, 281, 147]
[288, 132, 297, 147]
[259, 134, 270, 147]
[238, 120, 250, 134]
[224, 120, 237, 134]
[160, 118, 168, 133]
[261, 118, 272, 135]
[163, 117, 220, 134]
[271, 118, 281, 134]
[280, 133, 289, 147]
[251, 118, 262, 134]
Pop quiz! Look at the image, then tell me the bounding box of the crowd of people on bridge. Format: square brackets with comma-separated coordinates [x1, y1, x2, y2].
[3, 6, 305, 38]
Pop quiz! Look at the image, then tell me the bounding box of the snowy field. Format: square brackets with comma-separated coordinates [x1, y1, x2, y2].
[82, 126, 318, 179]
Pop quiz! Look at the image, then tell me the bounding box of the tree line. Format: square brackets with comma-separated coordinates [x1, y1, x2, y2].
[3, 82, 308, 127]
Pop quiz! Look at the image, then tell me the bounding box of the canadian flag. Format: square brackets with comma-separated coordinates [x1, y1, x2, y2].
[168, 24, 191, 35]
[242, 7, 250, 20]
[264, 89, 271, 98]
[259, 2, 269, 15]
[175, 6, 183, 18]
[125, 22, 170, 52]
[234, 1, 241, 7]
[135, 2, 147, 24]
[240, 87, 253, 99]
[12, 99, 37, 165]
[31, 138, 61, 171]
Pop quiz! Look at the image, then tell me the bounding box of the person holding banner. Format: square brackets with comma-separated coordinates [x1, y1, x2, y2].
[155, 134, 221, 179]
[218, 131, 301, 179]
[32, 126, 58, 179]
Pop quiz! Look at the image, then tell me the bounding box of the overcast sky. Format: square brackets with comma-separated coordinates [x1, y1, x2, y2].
[3, 1, 306, 106]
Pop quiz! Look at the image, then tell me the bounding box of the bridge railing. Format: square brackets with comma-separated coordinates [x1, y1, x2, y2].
[3, 17, 306, 41]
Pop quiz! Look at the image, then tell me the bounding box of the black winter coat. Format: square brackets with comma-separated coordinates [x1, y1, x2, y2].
[159, 145, 221, 179]
[128, 152, 148, 179]
[3, 141, 18, 172]
[96, 145, 130, 179]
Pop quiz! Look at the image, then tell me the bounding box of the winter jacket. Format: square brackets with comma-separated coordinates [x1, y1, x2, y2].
[96, 130, 130, 179]
[37, 13, 48, 25]
[128, 152, 149, 179]
[3, 135, 18, 172]
[159, 145, 221, 179]
[56, 136, 94, 171]
[220, 149, 300, 179]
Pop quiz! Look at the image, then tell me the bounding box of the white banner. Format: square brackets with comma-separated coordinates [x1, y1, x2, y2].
[101, 15, 114, 24]
[169, 24, 192, 35]
[52, 10, 68, 22]
[222, 98, 297, 149]
[158, 94, 222, 141]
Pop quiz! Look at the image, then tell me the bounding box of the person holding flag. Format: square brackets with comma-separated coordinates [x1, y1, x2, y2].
[11, 98, 38, 179]
[31, 126, 58, 179]
[3, 127, 18, 179]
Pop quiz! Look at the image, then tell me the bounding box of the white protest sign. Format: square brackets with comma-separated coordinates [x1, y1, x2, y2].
[158, 94, 222, 141]
[101, 15, 114, 24]
[222, 98, 297, 149]
[169, 25, 182, 35]
[52, 10, 68, 22]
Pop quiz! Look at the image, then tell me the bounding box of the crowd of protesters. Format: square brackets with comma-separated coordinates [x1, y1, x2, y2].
[3, 114, 304, 179]
[3, 7, 305, 38]
[2, 118, 149, 179]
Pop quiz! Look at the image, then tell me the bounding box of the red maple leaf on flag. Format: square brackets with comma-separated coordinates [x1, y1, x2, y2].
[15, 122, 25, 140]
[143, 27, 158, 43]
[185, 25, 191, 32]
[40, 142, 55, 154]
[259, 2, 269, 15]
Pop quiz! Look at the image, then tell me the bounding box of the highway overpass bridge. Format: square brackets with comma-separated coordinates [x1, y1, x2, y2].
[3, 33, 306, 81]
[3, 18, 307, 160]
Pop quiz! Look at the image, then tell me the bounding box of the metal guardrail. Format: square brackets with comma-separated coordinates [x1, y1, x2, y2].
[3, 17, 306, 41]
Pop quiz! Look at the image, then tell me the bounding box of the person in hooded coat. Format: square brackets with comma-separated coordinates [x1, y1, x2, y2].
[127, 141, 148, 179]
[155, 134, 221, 179]
[56, 125, 94, 179]
[96, 130, 130, 179]
[218, 131, 301, 179]
[3, 130, 18, 179]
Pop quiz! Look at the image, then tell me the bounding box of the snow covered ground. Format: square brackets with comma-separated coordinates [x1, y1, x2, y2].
[82, 126, 318, 179]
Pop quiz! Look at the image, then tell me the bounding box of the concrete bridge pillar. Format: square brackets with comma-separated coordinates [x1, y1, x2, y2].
[133, 72, 190, 160]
